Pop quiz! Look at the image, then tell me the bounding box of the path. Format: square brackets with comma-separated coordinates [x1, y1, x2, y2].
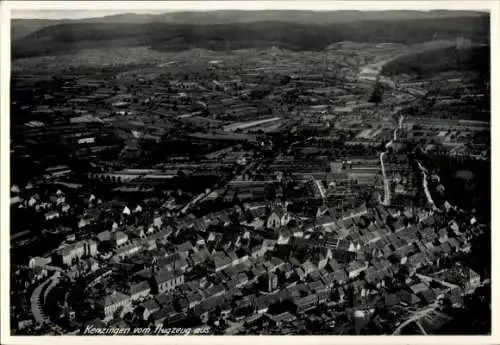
[379, 115, 404, 206]
[393, 304, 439, 335]
[416, 161, 439, 212]
[30, 271, 61, 325]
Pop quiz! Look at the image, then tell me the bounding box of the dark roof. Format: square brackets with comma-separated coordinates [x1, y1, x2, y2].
[150, 308, 173, 323]
[155, 292, 174, 306]
[270, 207, 285, 219]
[385, 293, 401, 306]
[398, 290, 420, 304]
[419, 289, 438, 303]
[211, 251, 232, 268]
[129, 281, 150, 295]
[155, 269, 176, 284]
[205, 284, 225, 298]
[177, 241, 194, 252]
[140, 299, 160, 312]
[294, 294, 318, 307]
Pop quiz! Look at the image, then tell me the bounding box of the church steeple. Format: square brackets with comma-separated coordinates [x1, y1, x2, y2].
[151, 256, 158, 277]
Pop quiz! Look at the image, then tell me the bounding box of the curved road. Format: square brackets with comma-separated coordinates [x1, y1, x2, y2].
[30, 271, 63, 333]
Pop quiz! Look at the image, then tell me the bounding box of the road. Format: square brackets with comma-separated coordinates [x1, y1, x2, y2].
[379, 151, 391, 206]
[393, 303, 439, 335]
[379, 115, 404, 206]
[30, 271, 61, 325]
[180, 157, 262, 215]
[393, 278, 489, 335]
[416, 273, 459, 290]
[416, 161, 439, 212]
[314, 179, 327, 200]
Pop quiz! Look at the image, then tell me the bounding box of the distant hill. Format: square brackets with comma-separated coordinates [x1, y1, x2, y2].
[11, 19, 65, 41]
[11, 10, 488, 40]
[381, 45, 490, 77]
[11, 11, 490, 59]
[86, 10, 488, 24]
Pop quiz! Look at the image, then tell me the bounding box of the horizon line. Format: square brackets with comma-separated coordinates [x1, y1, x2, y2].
[11, 8, 491, 21]
[8, 0, 492, 20]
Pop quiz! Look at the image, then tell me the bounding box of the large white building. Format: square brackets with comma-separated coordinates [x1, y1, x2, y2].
[54, 239, 97, 266]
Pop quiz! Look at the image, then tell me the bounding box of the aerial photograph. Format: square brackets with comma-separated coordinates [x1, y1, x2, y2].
[7, 1, 491, 337]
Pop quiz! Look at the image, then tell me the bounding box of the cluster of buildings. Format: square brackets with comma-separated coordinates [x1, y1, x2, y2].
[10, 42, 489, 335]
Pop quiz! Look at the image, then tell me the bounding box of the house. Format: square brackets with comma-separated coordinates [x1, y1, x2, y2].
[266, 207, 291, 229]
[53, 240, 97, 266]
[11, 195, 24, 205]
[294, 294, 318, 313]
[291, 227, 304, 238]
[333, 270, 348, 284]
[277, 263, 295, 280]
[247, 295, 267, 315]
[186, 291, 204, 309]
[262, 238, 277, 250]
[419, 289, 438, 304]
[321, 273, 335, 288]
[441, 265, 481, 290]
[28, 256, 52, 269]
[174, 258, 189, 271]
[205, 284, 226, 299]
[149, 306, 176, 326]
[153, 269, 184, 294]
[128, 226, 146, 239]
[407, 252, 426, 269]
[268, 256, 285, 272]
[326, 259, 342, 272]
[398, 289, 421, 305]
[45, 211, 60, 221]
[155, 292, 174, 307]
[384, 293, 401, 307]
[249, 245, 265, 259]
[302, 261, 317, 276]
[438, 228, 449, 243]
[112, 232, 128, 248]
[153, 215, 163, 229]
[226, 250, 240, 266]
[448, 238, 460, 252]
[17, 318, 33, 331]
[277, 229, 292, 245]
[446, 287, 464, 307]
[137, 299, 160, 320]
[85, 257, 99, 272]
[190, 248, 210, 266]
[234, 248, 249, 265]
[97, 231, 112, 243]
[266, 312, 297, 327]
[95, 290, 132, 321]
[409, 282, 429, 295]
[313, 247, 333, 270]
[331, 248, 357, 264]
[345, 261, 368, 279]
[108, 317, 129, 330]
[177, 241, 194, 259]
[114, 242, 141, 260]
[32, 266, 48, 281]
[308, 280, 327, 294]
[61, 204, 71, 213]
[175, 297, 190, 312]
[208, 251, 232, 272]
[126, 281, 151, 301]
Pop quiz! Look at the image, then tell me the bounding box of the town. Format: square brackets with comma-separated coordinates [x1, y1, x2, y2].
[9, 30, 490, 335]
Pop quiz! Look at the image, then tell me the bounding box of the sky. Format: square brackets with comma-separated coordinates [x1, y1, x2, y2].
[9, 1, 492, 20]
